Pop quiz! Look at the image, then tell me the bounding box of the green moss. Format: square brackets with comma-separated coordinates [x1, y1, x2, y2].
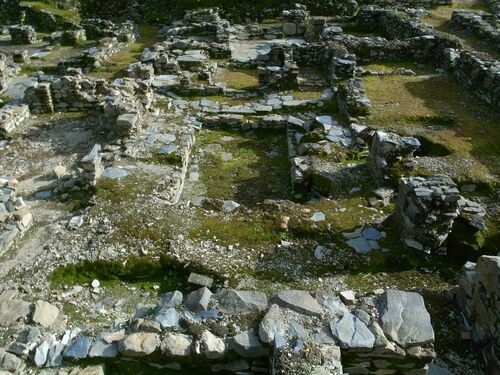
[139, 153, 183, 166]
[195, 128, 292, 205]
[190, 211, 286, 249]
[50, 254, 222, 292]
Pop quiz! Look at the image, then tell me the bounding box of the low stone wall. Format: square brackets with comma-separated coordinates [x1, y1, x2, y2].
[337, 77, 372, 118]
[8, 25, 37, 44]
[81, 18, 137, 43]
[484, 0, 500, 18]
[282, 5, 310, 36]
[367, 131, 420, 183]
[0, 286, 437, 374]
[355, 6, 462, 60]
[444, 50, 500, 108]
[19, 3, 76, 32]
[0, 0, 20, 23]
[0, 52, 18, 90]
[0, 103, 30, 137]
[457, 255, 500, 372]
[450, 10, 499, 49]
[25, 75, 153, 135]
[0, 177, 32, 257]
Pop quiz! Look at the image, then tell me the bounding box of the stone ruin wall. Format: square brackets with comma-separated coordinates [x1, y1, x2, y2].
[457, 255, 500, 373]
[449, 10, 500, 48]
[24, 75, 153, 135]
[355, 6, 499, 108]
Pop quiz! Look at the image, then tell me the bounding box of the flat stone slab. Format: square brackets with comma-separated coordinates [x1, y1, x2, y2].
[215, 289, 268, 315]
[378, 290, 434, 348]
[269, 290, 322, 317]
[0, 299, 32, 326]
[330, 313, 375, 349]
[103, 167, 128, 179]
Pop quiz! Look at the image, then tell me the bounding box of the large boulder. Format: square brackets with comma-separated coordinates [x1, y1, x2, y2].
[378, 290, 434, 348]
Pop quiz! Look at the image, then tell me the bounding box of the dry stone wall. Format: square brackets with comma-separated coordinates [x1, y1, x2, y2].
[0, 103, 30, 137]
[0, 178, 32, 257]
[457, 256, 500, 373]
[450, 10, 500, 48]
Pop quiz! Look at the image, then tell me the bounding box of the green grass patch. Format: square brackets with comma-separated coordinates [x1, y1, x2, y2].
[214, 68, 259, 90]
[50, 254, 222, 292]
[196, 128, 292, 205]
[361, 70, 500, 180]
[422, 1, 499, 60]
[20, 1, 79, 20]
[190, 211, 286, 249]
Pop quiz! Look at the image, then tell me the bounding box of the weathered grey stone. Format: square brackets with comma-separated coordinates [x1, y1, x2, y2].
[78, 365, 105, 375]
[185, 287, 213, 312]
[89, 339, 119, 358]
[475, 255, 500, 294]
[32, 300, 59, 327]
[188, 273, 213, 288]
[228, 329, 269, 358]
[34, 341, 50, 367]
[378, 290, 434, 348]
[259, 304, 287, 343]
[64, 336, 92, 359]
[269, 290, 322, 317]
[200, 330, 225, 359]
[154, 307, 180, 329]
[161, 333, 193, 357]
[215, 289, 268, 315]
[330, 313, 375, 349]
[119, 333, 160, 357]
[156, 291, 183, 311]
[0, 299, 32, 326]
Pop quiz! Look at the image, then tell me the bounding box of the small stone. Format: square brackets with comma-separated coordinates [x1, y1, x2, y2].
[188, 273, 213, 288]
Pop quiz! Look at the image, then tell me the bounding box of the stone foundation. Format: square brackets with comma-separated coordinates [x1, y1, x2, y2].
[337, 77, 372, 118]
